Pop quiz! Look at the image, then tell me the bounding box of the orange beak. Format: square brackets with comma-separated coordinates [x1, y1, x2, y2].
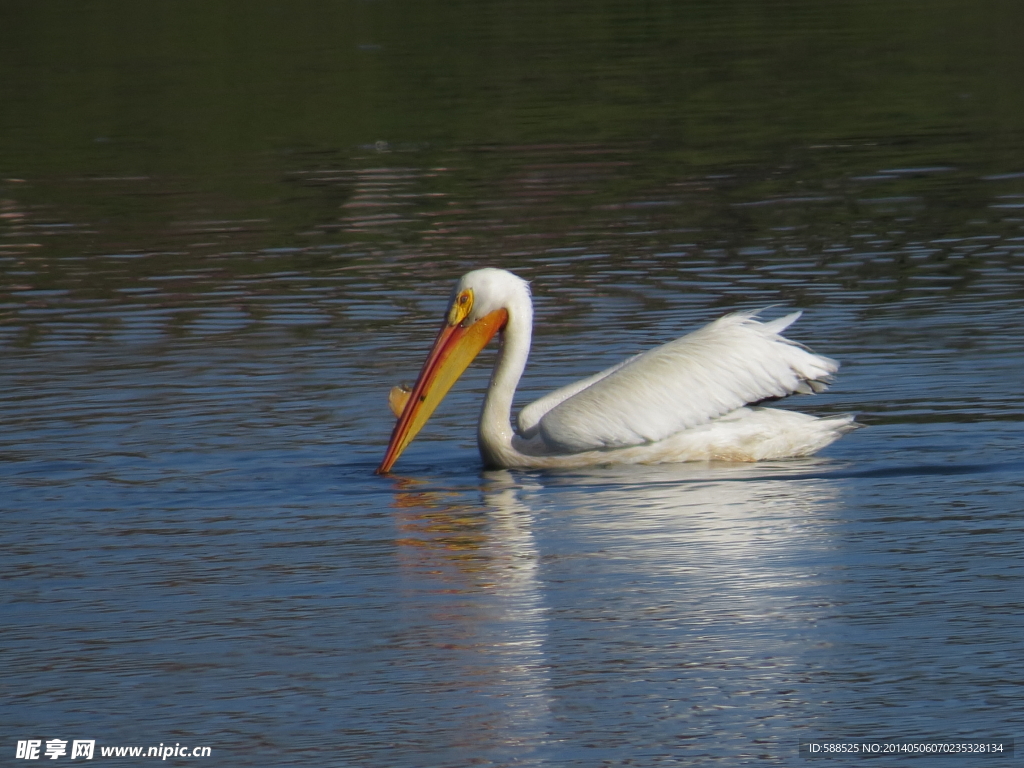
[376, 308, 508, 474]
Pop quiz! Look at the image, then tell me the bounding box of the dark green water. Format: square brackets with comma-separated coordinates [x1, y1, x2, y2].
[2, 2, 1023, 766]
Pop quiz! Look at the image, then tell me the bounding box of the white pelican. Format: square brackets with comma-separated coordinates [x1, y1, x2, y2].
[377, 268, 855, 473]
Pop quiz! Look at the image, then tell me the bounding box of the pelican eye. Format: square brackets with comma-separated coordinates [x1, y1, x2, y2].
[447, 288, 474, 325]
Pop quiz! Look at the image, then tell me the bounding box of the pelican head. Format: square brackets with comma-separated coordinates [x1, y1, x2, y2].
[376, 269, 530, 474]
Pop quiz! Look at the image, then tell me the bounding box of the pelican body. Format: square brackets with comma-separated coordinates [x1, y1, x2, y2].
[377, 268, 854, 473]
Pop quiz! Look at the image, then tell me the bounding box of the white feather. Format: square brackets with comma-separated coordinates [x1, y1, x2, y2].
[516, 352, 640, 436]
[529, 311, 838, 453]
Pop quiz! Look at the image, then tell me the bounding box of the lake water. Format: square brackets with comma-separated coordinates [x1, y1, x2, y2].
[2, 1, 1023, 765]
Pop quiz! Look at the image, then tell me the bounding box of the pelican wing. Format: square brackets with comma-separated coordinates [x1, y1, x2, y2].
[516, 352, 641, 435]
[530, 311, 838, 453]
